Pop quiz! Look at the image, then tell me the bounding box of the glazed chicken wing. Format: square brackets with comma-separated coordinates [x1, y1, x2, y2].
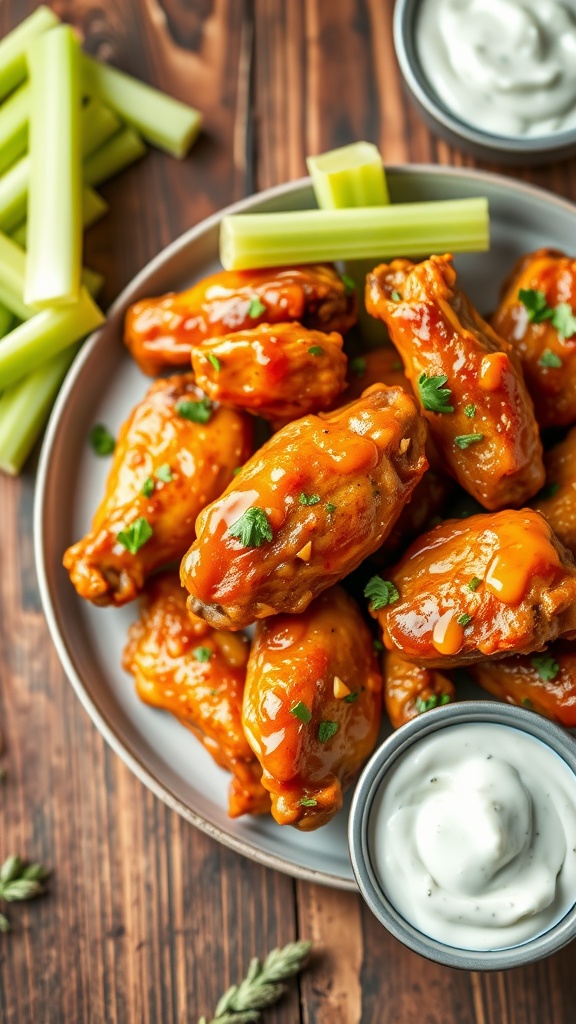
[366, 255, 544, 510]
[124, 264, 357, 376]
[383, 650, 455, 729]
[123, 573, 269, 817]
[467, 642, 576, 728]
[190, 322, 347, 424]
[371, 509, 576, 668]
[344, 346, 409, 403]
[242, 586, 382, 830]
[64, 374, 253, 606]
[491, 248, 576, 428]
[180, 383, 428, 630]
[531, 424, 576, 557]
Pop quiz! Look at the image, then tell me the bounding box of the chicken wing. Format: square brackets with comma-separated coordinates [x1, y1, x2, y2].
[242, 586, 382, 830]
[123, 573, 270, 817]
[190, 322, 347, 424]
[180, 383, 428, 630]
[344, 346, 409, 403]
[124, 265, 357, 376]
[531, 425, 576, 558]
[383, 650, 455, 729]
[370, 509, 576, 668]
[64, 374, 254, 606]
[366, 254, 544, 510]
[467, 642, 576, 728]
[491, 248, 576, 428]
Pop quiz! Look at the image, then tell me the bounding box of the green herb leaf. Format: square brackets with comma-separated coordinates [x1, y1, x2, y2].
[364, 576, 399, 610]
[248, 296, 266, 318]
[117, 517, 153, 554]
[0, 878, 44, 902]
[298, 798, 318, 807]
[193, 646, 212, 662]
[464, 404, 476, 418]
[344, 691, 359, 703]
[207, 353, 221, 372]
[349, 356, 366, 378]
[537, 482, 560, 501]
[299, 493, 321, 506]
[530, 654, 560, 681]
[457, 613, 472, 626]
[454, 433, 484, 449]
[326, 502, 337, 514]
[290, 701, 311, 724]
[373, 638, 384, 652]
[89, 423, 115, 456]
[519, 288, 553, 324]
[141, 477, 155, 497]
[440, 693, 451, 705]
[176, 397, 213, 424]
[308, 345, 324, 356]
[551, 302, 576, 340]
[233, 466, 243, 476]
[390, 289, 401, 301]
[0, 856, 22, 885]
[156, 463, 173, 483]
[521, 697, 533, 708]
[227, 507, 273, 547]
[416, 693, 451, 714]
[342, 273, 356, 295]
[539, 349, 563, 369]
[318, 721, 338, 744]
[468, 576, 482, 591]
[418, 373, 454, 414]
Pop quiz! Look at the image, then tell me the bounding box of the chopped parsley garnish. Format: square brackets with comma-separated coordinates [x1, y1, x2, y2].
[530, 654, 560, 681]
[464, 404, 476, 418]
[468, 576, 482, 591]
[537, 481, 560, 500]
[176, 397, 213, 423]
[349, 356, 366, 378]
[454, 433, 483, 449]
[519, 289, 576, 339]
[227, 507, 273, 547]
[318, 721, 339, 743]
[248, 297, 266, 318]
[326, 502, 337, 514]
[390, 290, 401, 301]
[521, 697, 533, 709]
[193, 646, 212, 662]
[344, 691, 359, 703]
[233, 466, 243, 476]
[308, 346, 324, 356]
[299, 493, 321, 506]
[290, 701, 311, 724]
[141, 477, 155, 497]
[156, 463, 172, 483]
[207, 353, 221, 372]
[373, 638, 384, 652]
[418, 373, 454, 414]
[299, 797, 318, 807]
[364, 576, 399, 610]
[89, 423, 115, 456]
[415, 693, 451, 714]
[117, 517, 153, 554]
[457, 613, 472, 627]
[342, 274, 356, 295]
[539, 349, 563, 369]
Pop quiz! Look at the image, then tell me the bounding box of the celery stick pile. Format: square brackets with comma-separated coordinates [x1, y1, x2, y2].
[0, 6, 202, 475]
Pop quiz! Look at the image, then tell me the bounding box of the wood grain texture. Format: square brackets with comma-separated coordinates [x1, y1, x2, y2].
[1, 1, 576, 1022]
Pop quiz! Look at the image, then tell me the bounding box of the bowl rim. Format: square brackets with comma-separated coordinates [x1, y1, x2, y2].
[392, 0, 576, 156]
[348, 700, 576, 969]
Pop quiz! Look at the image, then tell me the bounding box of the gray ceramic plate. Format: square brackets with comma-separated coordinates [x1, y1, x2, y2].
[34, 166, 576, 890]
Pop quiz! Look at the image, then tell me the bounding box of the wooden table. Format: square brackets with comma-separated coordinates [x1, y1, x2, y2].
[2, 1, 576, 1021]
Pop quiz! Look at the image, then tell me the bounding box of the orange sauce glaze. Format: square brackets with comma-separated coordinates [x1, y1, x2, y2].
[469, 641, 576, 728]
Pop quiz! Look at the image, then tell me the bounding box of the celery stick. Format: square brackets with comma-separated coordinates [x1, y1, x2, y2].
[0, 83, 29, 177]
[0, 228, 30, 318]
[83, 126, 147, 187]
[0, 6, 59, 103]
[0, 301, 14, 339]
[81, 98, 121, 158]
[10, 185, 108, 246]
[25, 25, 82, 307]
[82, 53, 202, 158]
[220, 199, 490, 271]
[307, 143, 389, 209]
[0, 288, 104, 390]
[81, 266, 104, 298]
[0, 342, 79, 475]
[0, 155, 29, 232]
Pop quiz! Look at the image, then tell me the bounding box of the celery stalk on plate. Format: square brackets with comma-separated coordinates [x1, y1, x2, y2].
[0, 288, 104, 391]
[0, 302, 14, 339]
[220, 198, 490, 271]
[82, 53, 202, 158]
[0, 83, 30, 177]
[0, 6, 59, 103]
[0, 342, 79, 476]
[307, 142, 389, 208]
[25, 25, 82, 307]
[10, 184, 108, 246]
[83, 126, 147, 188]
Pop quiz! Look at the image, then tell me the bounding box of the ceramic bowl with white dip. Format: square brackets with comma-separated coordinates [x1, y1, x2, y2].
[349, 701, 576, 969]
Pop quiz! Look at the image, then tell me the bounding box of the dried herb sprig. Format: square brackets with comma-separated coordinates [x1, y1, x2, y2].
[0, 855, 49, 932]
[198, 940, 312, 1024]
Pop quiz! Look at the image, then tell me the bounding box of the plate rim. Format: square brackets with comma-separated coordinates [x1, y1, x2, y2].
[34, 164, 576, 890]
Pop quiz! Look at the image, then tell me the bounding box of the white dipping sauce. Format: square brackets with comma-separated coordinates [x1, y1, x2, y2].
[416, 0, 576, 137]
[370, 724, 576, 950]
